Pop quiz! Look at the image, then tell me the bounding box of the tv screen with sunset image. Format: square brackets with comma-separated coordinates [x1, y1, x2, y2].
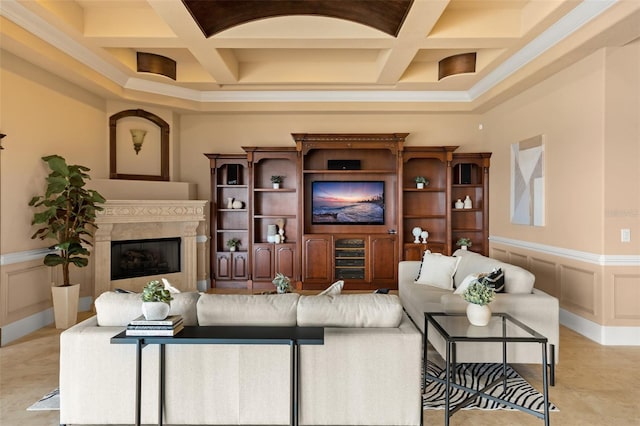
[311, 181, 385, 225]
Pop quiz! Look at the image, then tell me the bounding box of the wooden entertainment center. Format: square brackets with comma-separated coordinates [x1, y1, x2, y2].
[205, 133, 490, 291]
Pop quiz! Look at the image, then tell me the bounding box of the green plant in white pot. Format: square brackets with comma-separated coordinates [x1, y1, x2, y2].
[462, 280, 495, 326]
[141, 280, 174, 320]
[272, 272, 292, 294]
[456, 237, 472, 250]
[29, 155, 105, 328]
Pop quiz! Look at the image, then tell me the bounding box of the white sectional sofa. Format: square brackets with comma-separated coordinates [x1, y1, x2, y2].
[399, 249, 559, 367]
[60, 291, 422, 426]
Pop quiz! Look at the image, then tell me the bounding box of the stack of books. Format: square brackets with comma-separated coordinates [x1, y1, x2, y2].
[126, 315, 184, 336]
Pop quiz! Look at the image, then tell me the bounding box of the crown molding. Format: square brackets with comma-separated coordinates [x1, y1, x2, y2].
[0, 0, 618, 105]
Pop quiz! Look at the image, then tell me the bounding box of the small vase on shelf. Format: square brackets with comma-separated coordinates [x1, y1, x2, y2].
[463, 195, 472, 209]
[455, 199, 464, 209]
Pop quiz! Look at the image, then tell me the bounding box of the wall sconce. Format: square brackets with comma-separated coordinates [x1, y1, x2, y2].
[130, 129, 147, 155]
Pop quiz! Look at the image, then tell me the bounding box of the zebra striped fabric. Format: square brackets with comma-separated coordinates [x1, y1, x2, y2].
[423, 361, 558, 412]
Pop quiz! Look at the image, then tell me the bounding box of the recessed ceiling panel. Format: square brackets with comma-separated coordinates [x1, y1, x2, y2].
[182, 0, 414, 37]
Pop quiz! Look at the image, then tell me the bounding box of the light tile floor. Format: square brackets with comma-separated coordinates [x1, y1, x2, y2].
[1, 313, 639, 425]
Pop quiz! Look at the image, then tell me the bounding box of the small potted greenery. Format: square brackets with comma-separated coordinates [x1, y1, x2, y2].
[272, 272, 292, 294]
[141, 280, 174, 320]
[270, 175, 284, 189]
[226, 238, 240, 252]
[462, 280, 496, 326]
[414, 176, 429, 189]
[456, 237, 472, 250]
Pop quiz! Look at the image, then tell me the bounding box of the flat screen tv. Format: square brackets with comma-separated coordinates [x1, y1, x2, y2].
[312, 181, 384, 225]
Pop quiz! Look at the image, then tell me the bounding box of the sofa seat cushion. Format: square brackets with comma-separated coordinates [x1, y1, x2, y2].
[453, 249, 535, 294]
[297, 294, 403, 327]
[197, 293, 299, 326]
[95, 291, 200, 326]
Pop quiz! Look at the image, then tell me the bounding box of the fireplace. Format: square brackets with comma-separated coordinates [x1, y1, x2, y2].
[93, 200, 207, 295]
[111, 237, 181, 280]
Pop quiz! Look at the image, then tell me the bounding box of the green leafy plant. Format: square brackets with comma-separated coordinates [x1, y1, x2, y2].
[456, 237, 472, 247]
[226, 238, 240, 248]
[141, 280, 173, 304]
[462, 281, 495, 306]
[29, 155, 106, 286]
[272, 272, 292, 294]
[414, 176, 429, 184]
[270, 175, 284, 184]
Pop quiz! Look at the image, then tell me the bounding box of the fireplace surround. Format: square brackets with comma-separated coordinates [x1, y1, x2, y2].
[94, 200, 207, 296]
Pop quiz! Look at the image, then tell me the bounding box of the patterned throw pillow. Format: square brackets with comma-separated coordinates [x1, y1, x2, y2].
[481, 268, 505, 293]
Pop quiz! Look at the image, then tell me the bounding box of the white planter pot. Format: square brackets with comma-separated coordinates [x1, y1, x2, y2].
[466, 303, 491, 326]
[272, 183, 280, 189]
[51, 284, 80, 329]
[416, 183, 424, 189]
[142, 302, 171, 321]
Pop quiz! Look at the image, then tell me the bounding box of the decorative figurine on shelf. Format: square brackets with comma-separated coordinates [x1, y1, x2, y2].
[455, 199, 464, 209]
[464, 195, 473, 209]
[276, 218, 285, 243]
[412, 227, 422, 243]
[420, 230, 429, 244]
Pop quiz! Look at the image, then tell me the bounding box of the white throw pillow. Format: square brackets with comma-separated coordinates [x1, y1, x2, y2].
[454, 273, 480, 294]
[414, 252, 461, 290]
[319, 280, 344, 296]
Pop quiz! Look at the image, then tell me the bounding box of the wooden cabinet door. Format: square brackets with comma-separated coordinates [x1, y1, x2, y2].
[275, 243, 297, 280]
[303, 235, 332, 284]
[215, 253, 232, 280]
[232, 252, 248, 280]
[252, 244, 274, 281]
[370, 235, 397, 287]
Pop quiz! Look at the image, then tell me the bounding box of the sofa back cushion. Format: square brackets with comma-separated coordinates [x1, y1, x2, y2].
[297, 294, 403, 327]
[197, 293, 299, 326]
[95, 291, 200, 326]
[453, 250, 534, 294]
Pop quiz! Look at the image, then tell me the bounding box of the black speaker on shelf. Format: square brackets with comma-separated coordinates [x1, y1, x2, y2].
[460, 164, 472, 184]
[328, 159, 361, 170]
[227, 164, 240, 185]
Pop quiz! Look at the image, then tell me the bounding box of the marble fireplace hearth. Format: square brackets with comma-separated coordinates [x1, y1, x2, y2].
[93, 200, 207, 296]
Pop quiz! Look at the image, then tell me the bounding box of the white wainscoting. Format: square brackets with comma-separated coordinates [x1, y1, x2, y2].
[490, 236, 640, 346]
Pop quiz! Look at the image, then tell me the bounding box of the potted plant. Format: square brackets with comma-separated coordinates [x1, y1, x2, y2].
[272, 272, 292, 294]
[141, 280, 174, 320]
[28, 155, 105, 329]
[226, 238, 240, 252]
[456, 237, 472, 250]
[270, 175, 284, 189]
[414, 176, 429, 189]
[462, 280, 496, 326]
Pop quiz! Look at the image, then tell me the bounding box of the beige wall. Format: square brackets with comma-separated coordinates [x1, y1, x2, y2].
[482, 42, 640, 337]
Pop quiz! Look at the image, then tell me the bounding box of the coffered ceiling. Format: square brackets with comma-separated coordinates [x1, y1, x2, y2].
[1, 0, 639, 112]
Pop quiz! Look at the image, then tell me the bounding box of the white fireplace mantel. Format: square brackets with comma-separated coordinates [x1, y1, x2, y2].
[94, 200, 207, 296]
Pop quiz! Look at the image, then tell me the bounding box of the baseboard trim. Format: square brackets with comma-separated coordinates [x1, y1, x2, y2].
[560, 308, 640, 346]
[0, 296, 93, 347]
